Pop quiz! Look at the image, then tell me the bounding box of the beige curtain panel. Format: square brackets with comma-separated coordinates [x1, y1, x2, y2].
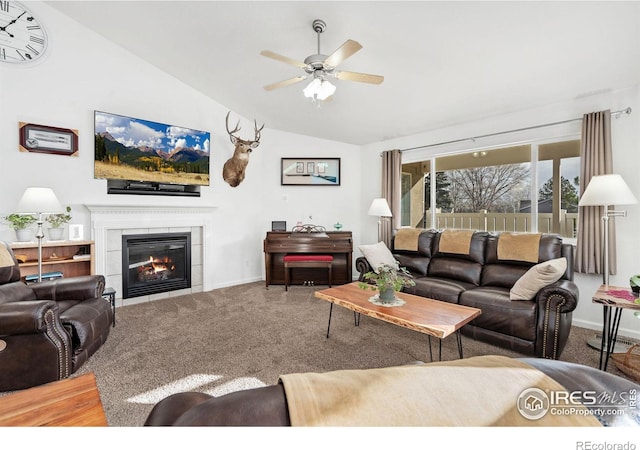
[575, 110, 615, 275]
[381, 149, 402, 247]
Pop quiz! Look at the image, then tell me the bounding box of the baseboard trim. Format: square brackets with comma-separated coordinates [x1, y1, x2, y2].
[573, 318, 640, 342]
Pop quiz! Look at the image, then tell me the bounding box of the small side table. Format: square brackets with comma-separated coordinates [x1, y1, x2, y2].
[102, 287, 116, 327]
[592, 284, 640, 371]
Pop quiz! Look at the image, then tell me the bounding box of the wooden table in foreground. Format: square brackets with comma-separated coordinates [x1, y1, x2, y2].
[314, 282, 481, 360]
[0, 372, 107, 426]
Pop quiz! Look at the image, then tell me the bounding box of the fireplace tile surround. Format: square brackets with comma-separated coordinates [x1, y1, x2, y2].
[87, 205, 215, 307]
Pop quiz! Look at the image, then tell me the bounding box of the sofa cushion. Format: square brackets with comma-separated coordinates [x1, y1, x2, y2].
[509, 257, 567, 300]
[0, 282, 37, 305]
[394, 254, 430, 276]
[481, 264, 529, 289]
[405, 276, 475, 304]
[459, 286, 537, 341]
[358, 242, 398, 273]
[428, 258, 483, 286]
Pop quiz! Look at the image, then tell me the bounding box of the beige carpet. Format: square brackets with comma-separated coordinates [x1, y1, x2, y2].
[73, 281, 631, 426]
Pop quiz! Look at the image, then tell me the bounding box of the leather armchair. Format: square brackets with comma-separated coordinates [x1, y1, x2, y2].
[0, 241, 113, 391]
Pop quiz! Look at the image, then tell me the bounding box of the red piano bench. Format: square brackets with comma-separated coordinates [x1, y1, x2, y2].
[283, 254, 334, 291]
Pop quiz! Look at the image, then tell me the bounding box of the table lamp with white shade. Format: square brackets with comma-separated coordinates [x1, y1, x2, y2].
[14, 187, 64, 283]
[368, 198, 392, 242]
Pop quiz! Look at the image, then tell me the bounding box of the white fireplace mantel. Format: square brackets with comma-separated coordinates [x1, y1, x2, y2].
[87, 205, 216, 292]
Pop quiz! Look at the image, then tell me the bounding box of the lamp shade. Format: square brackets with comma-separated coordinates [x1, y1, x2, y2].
[15, 187, 64, 214]
[578, 174, 638, 207]
[303, 78, 336, 101]
[368, 198, 392, 217]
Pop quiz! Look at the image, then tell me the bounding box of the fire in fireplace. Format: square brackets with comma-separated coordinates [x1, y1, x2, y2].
[122, 232, 191, 299]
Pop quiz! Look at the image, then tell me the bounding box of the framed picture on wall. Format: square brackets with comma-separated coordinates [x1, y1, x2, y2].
[19, 122, 79, 156]
[281, 158, 340, 186]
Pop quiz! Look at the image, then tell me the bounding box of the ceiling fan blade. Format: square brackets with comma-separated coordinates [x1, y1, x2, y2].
[260, 50, 307, 69]
[323, 39, 362, 68]
[334, 70, 384, 85]
[264, 76, 307, 91]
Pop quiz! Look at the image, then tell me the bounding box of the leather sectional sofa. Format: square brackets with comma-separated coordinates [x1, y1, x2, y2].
[355, 229, 578, 359]
[0, 241, 113, 391]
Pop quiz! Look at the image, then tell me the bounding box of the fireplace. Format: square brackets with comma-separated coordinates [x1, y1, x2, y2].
[122, 232, 191, 299]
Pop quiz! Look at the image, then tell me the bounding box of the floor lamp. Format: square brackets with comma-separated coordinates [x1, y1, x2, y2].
[368, 198, 392, 243]
[578, 174, 637, 353]
[15, 187, 64, 283]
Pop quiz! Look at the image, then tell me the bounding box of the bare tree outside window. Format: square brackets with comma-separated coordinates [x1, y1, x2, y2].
[446, 164, 530, 213]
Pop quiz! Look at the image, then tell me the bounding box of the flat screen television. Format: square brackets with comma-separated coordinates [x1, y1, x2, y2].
[94, 111, 210, 187]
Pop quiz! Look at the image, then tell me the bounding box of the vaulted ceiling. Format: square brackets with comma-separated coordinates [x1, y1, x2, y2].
[47, 1, 640, 145]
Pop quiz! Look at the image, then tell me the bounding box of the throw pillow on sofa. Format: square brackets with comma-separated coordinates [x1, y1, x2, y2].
[359, 242, 399, 273]
[510, 257, 567, 300]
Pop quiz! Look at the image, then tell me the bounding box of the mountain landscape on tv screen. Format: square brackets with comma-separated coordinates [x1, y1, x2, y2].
[94, 111, 211, 186]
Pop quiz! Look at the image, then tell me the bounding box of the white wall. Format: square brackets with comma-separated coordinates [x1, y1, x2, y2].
[362, 86, 640, 340]
[0, 2, 363, 289]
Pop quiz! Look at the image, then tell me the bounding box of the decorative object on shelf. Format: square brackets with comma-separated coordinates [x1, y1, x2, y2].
[222, 111, 264, 188]
[271, 221, 286, 232]
[14, 187, 64, 282]
[368, 198, 392, 243]
[291, 224, 326, 233]
[359, 263, 415, 306]
[0, 2, 48, 65]
[3, 213, 36, 242]
[333, 222, 343, 230]
[630, 275, 640, 295]
[69, 224, 84, 241]
[19, 122, 79, 156]
[281, 158, 340, 186]
[46, 206, 71, 241]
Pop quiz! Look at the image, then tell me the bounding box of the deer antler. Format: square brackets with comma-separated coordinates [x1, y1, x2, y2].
[225, 111, 241, 143]
[254, 120, 265, 143]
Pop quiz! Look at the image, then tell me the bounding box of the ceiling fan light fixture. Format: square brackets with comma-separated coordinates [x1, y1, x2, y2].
[303, 77, 336, 101]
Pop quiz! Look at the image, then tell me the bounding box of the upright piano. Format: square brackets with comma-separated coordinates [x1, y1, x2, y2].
[263, 231, 353, 288]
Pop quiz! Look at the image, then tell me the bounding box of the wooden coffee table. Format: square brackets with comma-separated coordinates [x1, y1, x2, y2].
[314, 282, 481, 361]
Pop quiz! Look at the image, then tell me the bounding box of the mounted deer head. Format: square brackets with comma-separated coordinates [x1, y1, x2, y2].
[222, 111, 265, 187]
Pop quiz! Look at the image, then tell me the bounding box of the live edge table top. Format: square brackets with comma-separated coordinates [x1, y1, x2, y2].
[314, 282, 481, 339]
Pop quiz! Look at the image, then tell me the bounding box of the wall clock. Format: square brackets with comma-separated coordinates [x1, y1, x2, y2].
[0, 1, 48, 64]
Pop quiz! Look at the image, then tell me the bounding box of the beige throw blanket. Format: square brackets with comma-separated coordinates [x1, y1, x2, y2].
[394, 228, 423, 251]
[279, 355, 601, 427]
[438, 229, 474, 255]
[498, 232, 541, 263]
[0, 245, 15, 268]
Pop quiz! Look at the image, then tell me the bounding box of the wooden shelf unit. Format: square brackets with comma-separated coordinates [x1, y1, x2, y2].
[10, 240, 95, 281]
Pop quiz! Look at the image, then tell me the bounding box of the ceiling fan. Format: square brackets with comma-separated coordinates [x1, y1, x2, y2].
[260, 19, 384, 101]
